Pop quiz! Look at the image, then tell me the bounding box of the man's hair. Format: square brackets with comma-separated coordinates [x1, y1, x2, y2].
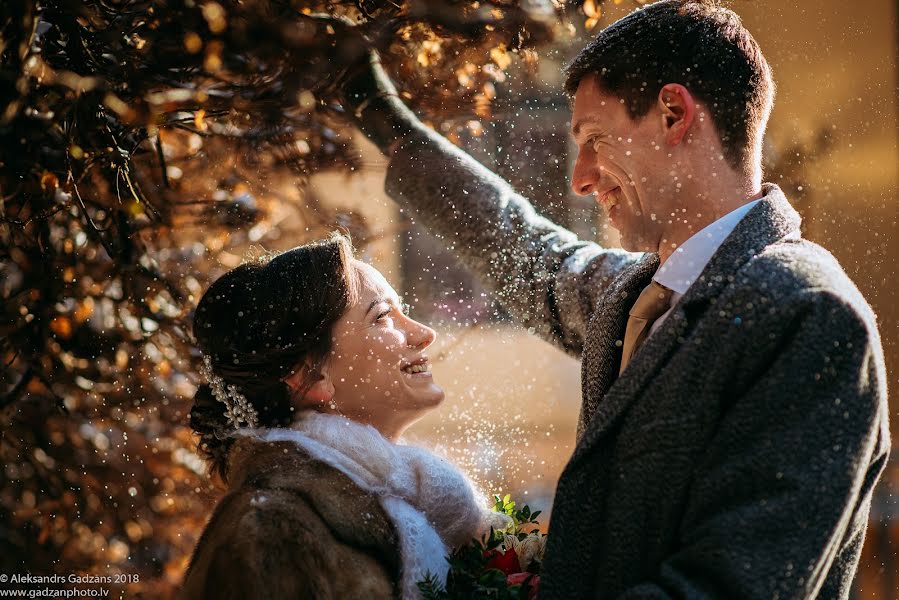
[564, 0, 774, 174]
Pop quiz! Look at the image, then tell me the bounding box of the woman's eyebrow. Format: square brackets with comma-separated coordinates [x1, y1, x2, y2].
[365, 298, 388, 316]
[366, 294, 404, 316]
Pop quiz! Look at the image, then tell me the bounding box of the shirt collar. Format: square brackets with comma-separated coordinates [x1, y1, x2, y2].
[653, 198, 762, 295]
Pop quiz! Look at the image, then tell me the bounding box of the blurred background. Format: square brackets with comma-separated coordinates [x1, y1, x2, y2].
[1, 0, 895, 598]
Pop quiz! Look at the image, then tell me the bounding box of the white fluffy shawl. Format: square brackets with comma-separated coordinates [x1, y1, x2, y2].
[253, 412, 507, 599]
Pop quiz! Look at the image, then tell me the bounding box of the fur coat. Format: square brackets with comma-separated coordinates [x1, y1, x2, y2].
[179, 412, 504, 599]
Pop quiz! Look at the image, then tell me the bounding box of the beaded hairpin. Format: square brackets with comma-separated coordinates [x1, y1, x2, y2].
[198, 354, 259, 429]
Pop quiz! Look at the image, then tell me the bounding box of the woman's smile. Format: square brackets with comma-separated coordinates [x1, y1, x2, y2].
[400, 356, 433, 380]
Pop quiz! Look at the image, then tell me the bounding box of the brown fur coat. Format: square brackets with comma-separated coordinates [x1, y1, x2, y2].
[178, 435, 402, 599]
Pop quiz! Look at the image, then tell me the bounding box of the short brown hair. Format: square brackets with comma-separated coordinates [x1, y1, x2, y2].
[564, 0, 774, 174]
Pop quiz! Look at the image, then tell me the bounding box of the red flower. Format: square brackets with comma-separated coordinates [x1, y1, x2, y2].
[484, 547, 521, 575]
[507, 572, 540, 599]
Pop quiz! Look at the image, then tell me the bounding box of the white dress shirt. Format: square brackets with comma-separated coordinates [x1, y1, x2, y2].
[647, 199, 762, 337]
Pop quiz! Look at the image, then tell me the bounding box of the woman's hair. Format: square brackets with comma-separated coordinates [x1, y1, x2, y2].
[189, 233, 359, 481]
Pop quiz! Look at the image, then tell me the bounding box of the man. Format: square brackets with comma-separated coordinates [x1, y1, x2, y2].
[342, 1, 889, 598]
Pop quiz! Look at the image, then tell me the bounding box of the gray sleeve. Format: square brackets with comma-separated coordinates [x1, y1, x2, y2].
[384, 129, 640, 357]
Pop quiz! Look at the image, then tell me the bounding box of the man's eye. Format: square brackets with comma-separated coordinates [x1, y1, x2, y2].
[376, 310, 392, 322]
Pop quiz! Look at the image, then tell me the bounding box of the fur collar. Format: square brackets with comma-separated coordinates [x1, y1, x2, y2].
[231, 412, 506, 599]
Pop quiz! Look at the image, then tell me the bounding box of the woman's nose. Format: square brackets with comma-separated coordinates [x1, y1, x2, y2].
[406, 318, 437, 350]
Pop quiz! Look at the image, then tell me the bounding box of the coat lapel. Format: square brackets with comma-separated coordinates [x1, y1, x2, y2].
[577, 251, 659, 440]
[569, 184, 803, 470]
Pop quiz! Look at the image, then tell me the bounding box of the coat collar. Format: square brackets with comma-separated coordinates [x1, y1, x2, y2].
[571, 184, 802, 467]
[223, 432, 404, 581]
[225, 431, 293, 488]
[674, 183, 802, 310]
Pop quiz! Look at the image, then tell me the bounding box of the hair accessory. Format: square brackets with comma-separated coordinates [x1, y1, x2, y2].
[199, 354, 259, 429]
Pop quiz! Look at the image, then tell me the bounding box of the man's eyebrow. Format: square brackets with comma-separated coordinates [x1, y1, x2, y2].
[572, 115, 602, 137]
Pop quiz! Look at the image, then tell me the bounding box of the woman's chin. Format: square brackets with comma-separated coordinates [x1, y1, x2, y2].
[399, 391, 445, 423]
[412, 386, 445, 410]
[382, 390, 445, 439]
[400, 374, 444, 405]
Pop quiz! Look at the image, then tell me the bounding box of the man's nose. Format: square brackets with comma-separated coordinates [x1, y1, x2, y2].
[571, 152, 598, 196]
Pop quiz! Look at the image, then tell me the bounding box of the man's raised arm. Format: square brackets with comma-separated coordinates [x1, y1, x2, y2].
[342, 52, 639, 356]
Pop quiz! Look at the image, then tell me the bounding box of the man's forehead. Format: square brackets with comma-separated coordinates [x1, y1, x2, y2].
[570, 76, 616, 136]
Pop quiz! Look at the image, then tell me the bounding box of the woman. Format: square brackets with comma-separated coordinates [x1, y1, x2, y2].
[179, 234, 505, 599]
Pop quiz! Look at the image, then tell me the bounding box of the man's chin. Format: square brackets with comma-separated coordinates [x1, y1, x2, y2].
[615, 228, 659, 252]
[618, 234, 655, 254]
[616, 232, 639, 252]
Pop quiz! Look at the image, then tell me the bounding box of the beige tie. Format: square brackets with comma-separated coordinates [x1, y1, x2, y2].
[619, 281, 674, 375]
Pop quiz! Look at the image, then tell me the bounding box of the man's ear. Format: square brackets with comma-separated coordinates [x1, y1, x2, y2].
[658, 83, 696, 146]
[283, 357, 335, 406]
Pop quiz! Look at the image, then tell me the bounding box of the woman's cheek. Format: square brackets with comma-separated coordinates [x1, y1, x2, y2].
[371, 327, 406, 352]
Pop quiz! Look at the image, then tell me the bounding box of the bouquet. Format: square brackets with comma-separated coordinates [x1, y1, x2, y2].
[419, 494, 545, 599]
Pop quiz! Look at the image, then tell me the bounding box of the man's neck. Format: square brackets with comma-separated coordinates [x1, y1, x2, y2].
[657, 179, 762, 264]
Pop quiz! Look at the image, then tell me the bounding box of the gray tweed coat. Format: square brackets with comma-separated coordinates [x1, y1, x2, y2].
[382, 130, 889, 599]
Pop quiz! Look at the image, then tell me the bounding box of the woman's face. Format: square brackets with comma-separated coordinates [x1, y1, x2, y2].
[315, 260, 443, 439]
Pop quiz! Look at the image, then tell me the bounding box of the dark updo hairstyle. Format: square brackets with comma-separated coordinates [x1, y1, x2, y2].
[189, 233, 359, 482]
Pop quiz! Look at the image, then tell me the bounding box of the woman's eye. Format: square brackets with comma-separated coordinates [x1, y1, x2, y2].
[401, 302, 411, 315]
[375, 310, 392, 324]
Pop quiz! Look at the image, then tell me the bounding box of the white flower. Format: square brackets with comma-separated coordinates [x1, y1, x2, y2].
[486, 511, 513, 533]
[516, 533, 545, 571]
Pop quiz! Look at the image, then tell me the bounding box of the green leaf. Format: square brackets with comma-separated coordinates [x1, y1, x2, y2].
[432, 493, 546, 598]
[417, 572, 449, 600]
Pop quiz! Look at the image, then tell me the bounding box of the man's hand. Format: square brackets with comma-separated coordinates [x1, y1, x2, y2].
[338, 50, 422, 155]
[340, 51, 398, 117]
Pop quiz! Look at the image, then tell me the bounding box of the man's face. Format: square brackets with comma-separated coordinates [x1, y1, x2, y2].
[570, 75, 676, 253]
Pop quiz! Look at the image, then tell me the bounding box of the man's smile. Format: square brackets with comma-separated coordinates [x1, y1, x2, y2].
[596, 186, 622, 211]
